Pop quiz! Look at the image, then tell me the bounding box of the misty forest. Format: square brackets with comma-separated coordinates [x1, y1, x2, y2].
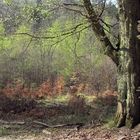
[0, 0, 140, 139]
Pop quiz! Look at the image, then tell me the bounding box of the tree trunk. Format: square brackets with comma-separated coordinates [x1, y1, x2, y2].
[115, 0, 140, 128]
[83, 0, 140, 127]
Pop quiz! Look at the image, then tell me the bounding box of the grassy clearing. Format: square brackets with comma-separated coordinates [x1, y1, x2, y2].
[77, 93, 97, 103]
[42, 93, 97, 106]
[37, 93, 117, 127]
[0, 92, 117, 139]
[41, 94, 70, 106]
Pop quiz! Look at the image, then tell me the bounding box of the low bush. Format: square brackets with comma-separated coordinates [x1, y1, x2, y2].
[68, 95, 86, 115]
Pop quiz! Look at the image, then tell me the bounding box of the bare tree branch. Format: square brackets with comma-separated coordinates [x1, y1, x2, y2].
[0, 23, 89, 40]
[61, 4, 87, 17]
[63, 3, 84, 8]
[98, 0, 106, 18]
[83, 0, 119, 65]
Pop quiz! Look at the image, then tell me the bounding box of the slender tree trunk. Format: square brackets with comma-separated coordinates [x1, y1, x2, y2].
[115, 0, 140, 128]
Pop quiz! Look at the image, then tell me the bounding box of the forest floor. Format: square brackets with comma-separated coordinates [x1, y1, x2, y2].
[1, 124, 140, 140]
[0, 93, 140, 140]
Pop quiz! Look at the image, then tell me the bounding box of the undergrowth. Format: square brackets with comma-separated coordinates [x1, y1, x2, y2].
[0, 127, 9, 137]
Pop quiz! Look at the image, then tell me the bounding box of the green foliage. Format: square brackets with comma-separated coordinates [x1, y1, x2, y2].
[0, 0, 117, 90]
[3, 0, 12, 5]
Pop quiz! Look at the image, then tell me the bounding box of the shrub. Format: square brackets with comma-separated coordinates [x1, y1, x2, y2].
[68, 95, 86, 115]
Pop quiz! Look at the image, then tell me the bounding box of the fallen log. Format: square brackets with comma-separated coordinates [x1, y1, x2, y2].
[33, 120, 84, 129]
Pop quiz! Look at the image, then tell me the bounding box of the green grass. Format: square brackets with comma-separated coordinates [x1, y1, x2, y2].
[47, 114, 90, 125]
[0, 127, 9, 137]
[38, 93, 117, 128]
[53, 94, 70, 104]
[103, 119, 116, 128]
[41, 93, 97, 107]
[77, 93, 97, 103]
[41, 94, 70, 106]
[102, 106, 116, 128]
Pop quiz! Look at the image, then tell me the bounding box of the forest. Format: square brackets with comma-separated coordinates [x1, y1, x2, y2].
[0, 0, 140, 139]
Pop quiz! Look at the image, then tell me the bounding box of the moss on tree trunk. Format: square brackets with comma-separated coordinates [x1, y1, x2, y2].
[83, 0, 140, 128]
[115, 0, 140, 128]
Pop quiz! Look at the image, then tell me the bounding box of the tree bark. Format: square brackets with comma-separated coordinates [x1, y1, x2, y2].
[83, 0, 140, 128]
[115, 0, 140, 128]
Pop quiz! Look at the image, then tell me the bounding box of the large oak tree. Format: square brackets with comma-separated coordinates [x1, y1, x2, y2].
[83, 0, 140, 127]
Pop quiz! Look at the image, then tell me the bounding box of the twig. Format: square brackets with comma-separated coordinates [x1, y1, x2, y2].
[63, 3, 84, 8]
[0, 120, 25, 125]
[98, 0, 106, 18]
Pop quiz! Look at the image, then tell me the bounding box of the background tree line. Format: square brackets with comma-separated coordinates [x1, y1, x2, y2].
[0, 0, 118, 95]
